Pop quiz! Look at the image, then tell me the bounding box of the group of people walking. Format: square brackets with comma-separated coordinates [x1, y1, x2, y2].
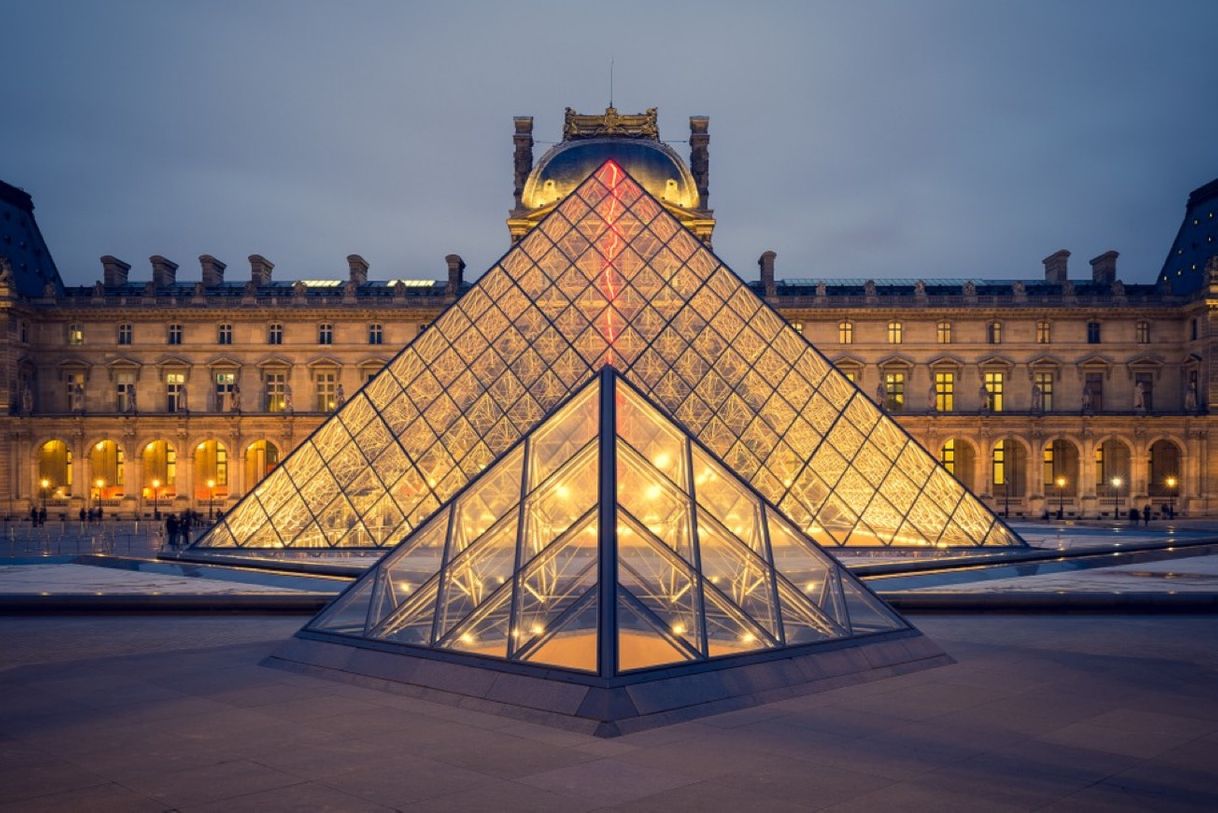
[164, 511, 209, 548]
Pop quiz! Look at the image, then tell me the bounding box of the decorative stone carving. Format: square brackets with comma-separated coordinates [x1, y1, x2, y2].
[1133, 381, 1146, 414]
[963, 280, 976, 298]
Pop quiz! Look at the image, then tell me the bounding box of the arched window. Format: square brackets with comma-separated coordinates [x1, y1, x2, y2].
[37, 440, 72, 498]
[244, 440, 280, 489]
[193, 440, 229, 501]
[141, 440, 177, 498]
[89, 440, 124, 498]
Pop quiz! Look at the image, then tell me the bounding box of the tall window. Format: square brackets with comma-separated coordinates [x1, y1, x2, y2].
[318, 323, 334, 345]
[217, 323, 233, 345]
[1085, 372, 1104, 411]
[940, 439, 956, 475]
[987, 321, 1002, 344]
[887, 321, 903, 344]
[1087, 321, 1101, 344]
[117, 323, 133, 345]
[166, 372, 186, 413]
[167, 323, 183, 345]
[935, 371, 955, 412]
[1036, 320, 1051, 344]
[368, 323, 384, 345]
[315, 372, 338, 411]
[1191, 319, 1198, 341]
[68, 323, 84, 345]
[115, 372, 136, 412]
[984, 371, 1004, 412]
[268, 323, 283, 345]
[1043, 444, 1056, 491]
[1034, 371, 1054, 412]
[265, 372, 286, 412]
[884, 372, 905, 411]
[936, 321, 952, 344]
[1135, 321, 1150, 344]
[214, 371, 236, 411]
[992, 440, 1007, 486]
[838, 320, 853, 344]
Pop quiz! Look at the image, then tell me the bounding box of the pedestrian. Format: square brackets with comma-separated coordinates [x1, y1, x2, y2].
[1127, 507, 1138, 525]
[1143, 504, 1151, 527]
[79, 507, 86, 523]
[29, 506, 37, 527]
[181, 512, 193, 546]
[166, 514, 179, 548]
[38, 507, 46, 526]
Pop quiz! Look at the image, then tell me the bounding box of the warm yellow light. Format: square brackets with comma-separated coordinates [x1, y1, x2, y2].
[94, 478, 105, 489]
[740, 632, 757, 643]
[1166, 476, 1178, 489]
[529, 623, 545, 636]
[397, 581, 412, 593]
[152, 478, 161, 489]
[459, 633, 475, 645]
[653, 452, 671, 470]
[1055, 476, 1066, 488]
[39, 478, 49, 489]
[197, 443, 206, 451]
[671, 623, 687, 635]
[555, 484, 570, 500]
[1111, 477, 1122, 488]
[645, 483, 662, 500]
[95, 441, 105, 451]
[804, 581, 818, 593]
[206, 479, 216, 489]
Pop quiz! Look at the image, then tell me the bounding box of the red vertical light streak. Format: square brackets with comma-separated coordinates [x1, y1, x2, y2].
[597, 162, 625, 366]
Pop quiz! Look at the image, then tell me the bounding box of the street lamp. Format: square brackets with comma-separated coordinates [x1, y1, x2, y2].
[206, 478, 216, 521]
[39, 477, 49, 514]
[1166, 475, 1178, 518]
[151, 478, 161, 520]
[1111, 476, 1123, 520]
[93, 478, 105, 521]
[1055, 476, 1066, 520]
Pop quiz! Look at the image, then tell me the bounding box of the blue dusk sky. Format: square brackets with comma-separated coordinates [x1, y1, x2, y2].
[2, 0, 1216, 286]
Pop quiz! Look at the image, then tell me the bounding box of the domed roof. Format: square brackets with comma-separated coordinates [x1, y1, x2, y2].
[523, 138, 699, 211]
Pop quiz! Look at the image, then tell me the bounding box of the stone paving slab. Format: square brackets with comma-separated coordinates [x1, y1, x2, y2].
[0, 563, 307, 595]
[0, 614, 1216, 810]
[906, 553, 1218, 594]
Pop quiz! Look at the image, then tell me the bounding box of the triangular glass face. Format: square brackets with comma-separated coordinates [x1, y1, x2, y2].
[304, 371, 911, 678]
[195, 161, 1021, 552]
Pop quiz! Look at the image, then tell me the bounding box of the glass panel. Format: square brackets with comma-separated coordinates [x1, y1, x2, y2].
[617, 592, 696, 673]
[520, 590, 598, 672]
[617, 513, 702, 660]
[615, 386, 688, 490]
[513, 514, 598, 661]
[521, 444, 599, 567]
[841, 577, 906, 635]
[617, 443, 694, 565]
[527, 385, 599, 488]
[450, 448, 523, 557]
[776, 578, 844, 645]
[691, 447, 764, 556]
[441, 587, 513, 659]
[372, 579, 440, 645]
[701, 583, 774, 658]
[696, 516, 779, 639]
[766, 509, 842, 625]
[436, 519, 517, 642]
[308, 578, 373, 636]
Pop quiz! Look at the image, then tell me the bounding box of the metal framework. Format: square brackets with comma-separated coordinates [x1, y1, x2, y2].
[193, 161, 1023, 551]
[305, 369, 910, 677]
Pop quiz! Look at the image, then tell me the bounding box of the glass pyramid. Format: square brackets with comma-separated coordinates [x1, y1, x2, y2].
[192, 160, 1022, 551]
[305, 370, 907, 675]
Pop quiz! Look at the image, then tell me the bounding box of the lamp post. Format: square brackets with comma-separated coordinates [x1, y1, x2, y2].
[151, 478, 161, 520]
[206, 478, 216, 522]
[39, 477, 49, 514]
[1166, 475, 1178, 518]
[1111, 476, 1123, 521]
[1055, 476, 1066, 520]
[93, 478, 105, 521]
[1003, 479, 1010, 518]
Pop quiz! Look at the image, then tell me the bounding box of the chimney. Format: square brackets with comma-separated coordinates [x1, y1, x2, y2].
[758, 250, 777, 298]
[149, 255, 178, 288]
[445, 254, 465, 298]
[1090, 250, 1118, 285]
[248, 254, 274, 286]
[347, 254, 369, 286]
[1042, 249, 1070, 285]
[100, 255, 130, 287]
[512, 117, 534, 209]
[199, 254, 226, 287]
[689, 116, 710, 207]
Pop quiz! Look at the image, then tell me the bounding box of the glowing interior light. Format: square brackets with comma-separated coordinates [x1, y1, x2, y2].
[804, 581, 818, 593]
[740, 632, 757, 643]
[459, 633, 476, 645]
[645, 483, 663, 500]
[653, 452, 671, 469]
[556, 484, 570, 499]
[397, 582, 412, 594]
[529, 623, 545, 636]
[671, 623, 687, 635]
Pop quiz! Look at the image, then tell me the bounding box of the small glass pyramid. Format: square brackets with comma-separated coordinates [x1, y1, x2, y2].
[193, 160, 1022, 551]
[305, 369, 907, 675]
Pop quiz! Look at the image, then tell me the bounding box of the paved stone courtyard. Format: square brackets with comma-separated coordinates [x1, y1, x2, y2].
[2, 613, 1216, 811]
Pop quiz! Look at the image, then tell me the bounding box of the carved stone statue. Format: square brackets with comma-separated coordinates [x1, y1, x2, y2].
[914, 280, 926, 298]
[816, 282, 827, 299]
[1031, 382, 1044, 414]
[1081, 384, 1093, 415]
[284, 382, 294, 414]
[229, 383, 241, 413]
[978, 382, 990, 413]
[875, 383, 887, 407]
[963, 280, 976, 298]
[21, 383, 33, 415]
[1185, 380, 1198, 412]
[179, 385, 189, 414]
[127, 388, 137, 414]
[864, 280, 877, 298]
[1133, 381, 1146, 414]
[1112, 279, 1125, 297]
[292, 280, 307, 299]
[1012, 280, 1025, 297]
[928, 381, 938, 412]
[335, 384, 346, 408]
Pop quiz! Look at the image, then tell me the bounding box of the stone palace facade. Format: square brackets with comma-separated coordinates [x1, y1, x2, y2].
[2, 107, 1215, 520]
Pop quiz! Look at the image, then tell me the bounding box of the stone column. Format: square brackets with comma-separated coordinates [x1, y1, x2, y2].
[1027, 433, 1045, 515]
[1079, 434, 1097, 518]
